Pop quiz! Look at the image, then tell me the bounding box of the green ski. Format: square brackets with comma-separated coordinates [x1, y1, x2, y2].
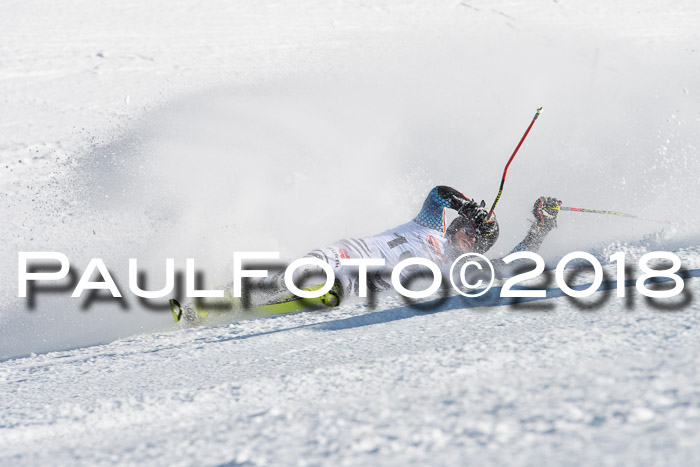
[170, 282, 342, 323]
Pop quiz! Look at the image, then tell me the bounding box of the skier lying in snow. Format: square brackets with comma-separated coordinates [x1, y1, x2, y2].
[171, 186, 562, 320]
[258, 186, 562, 307]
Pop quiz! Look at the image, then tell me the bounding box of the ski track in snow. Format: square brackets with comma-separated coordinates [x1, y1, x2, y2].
[2, 0, 700, 464]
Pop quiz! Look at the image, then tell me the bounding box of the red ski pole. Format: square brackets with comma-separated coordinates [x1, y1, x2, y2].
[489, 107, 543, 216]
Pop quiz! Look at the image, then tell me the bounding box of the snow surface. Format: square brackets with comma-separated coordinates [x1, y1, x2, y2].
[2, 272, 700, 466]
[1, 0, 700, 464]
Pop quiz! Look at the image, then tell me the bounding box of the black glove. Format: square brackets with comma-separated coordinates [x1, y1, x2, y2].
[457, 199, 480, 218]
[532, 196, 562, 231]
[458, 200, 498, 238]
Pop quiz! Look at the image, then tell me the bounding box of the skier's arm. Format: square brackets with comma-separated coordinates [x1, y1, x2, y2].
[435, 186, 473, 211]
[413, 186, 478, 231]
[509, 196, 562, 253]
[487, 196, 561, 278]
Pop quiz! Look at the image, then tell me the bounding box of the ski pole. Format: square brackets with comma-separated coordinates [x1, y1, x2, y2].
[557, 205, 683, 225]
[489, 107, 543, 216]
[558, 206, 639, 219]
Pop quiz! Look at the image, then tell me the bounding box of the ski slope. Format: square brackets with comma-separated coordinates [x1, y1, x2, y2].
[2, 0, 700, 464]
[2, 263, 700, 465]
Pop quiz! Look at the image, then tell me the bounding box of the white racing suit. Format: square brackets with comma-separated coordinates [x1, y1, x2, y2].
[302, 219, 452, 298]
[258, 186, 474, 303]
